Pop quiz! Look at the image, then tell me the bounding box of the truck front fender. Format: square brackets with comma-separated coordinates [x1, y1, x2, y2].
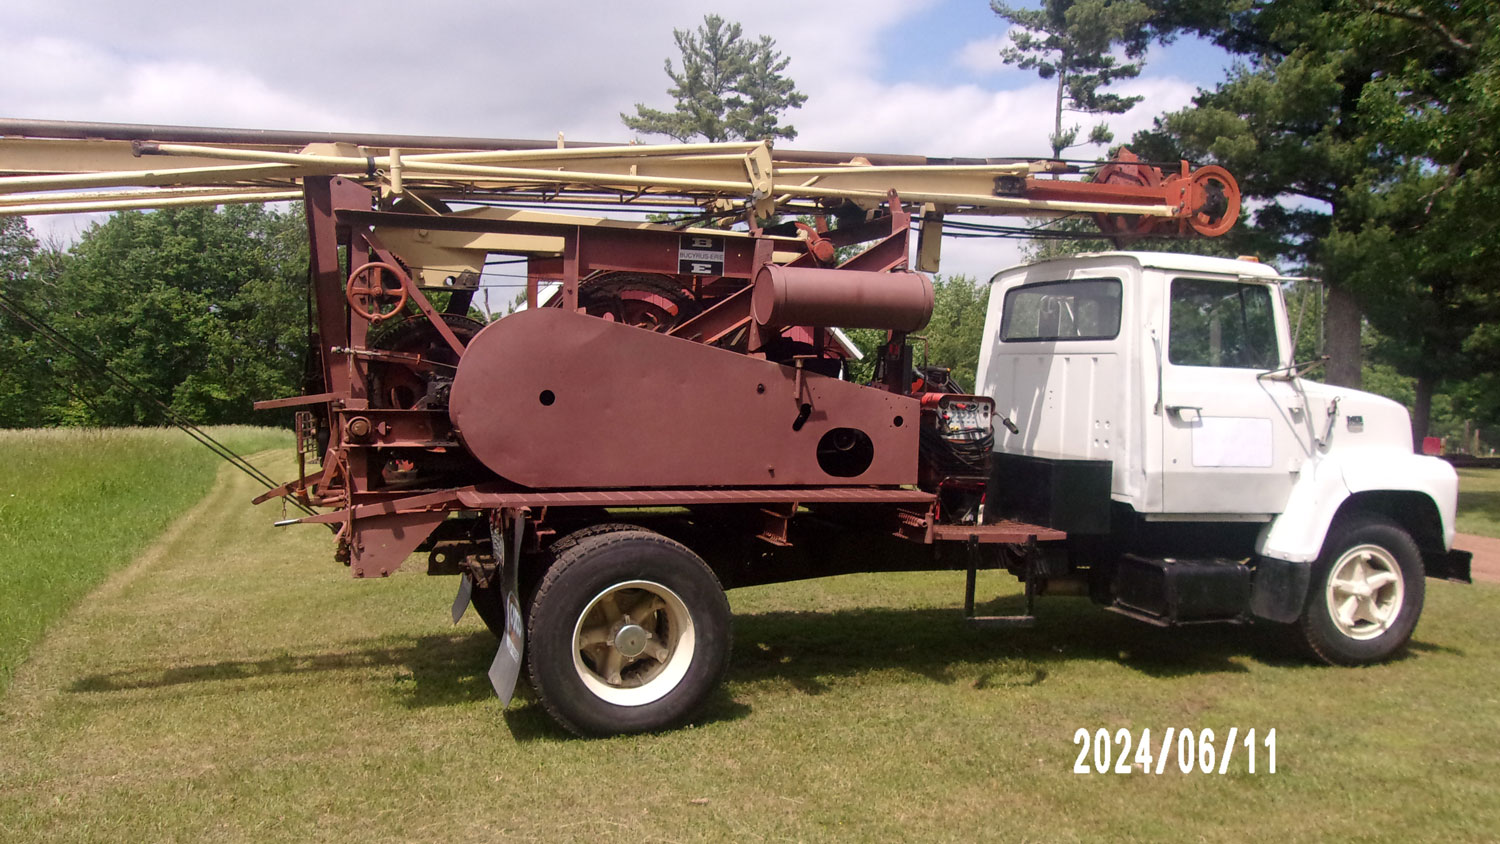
[1256, 457, 1351, 564]
[1256, 452, 1459, 564]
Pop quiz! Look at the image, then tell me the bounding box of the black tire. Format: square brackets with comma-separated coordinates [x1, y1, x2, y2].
[469, 523, 645, 639]
[525, 529, 731, 737]
[1299, 514, 1425, 666]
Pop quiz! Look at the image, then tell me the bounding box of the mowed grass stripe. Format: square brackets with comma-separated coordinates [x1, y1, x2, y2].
[0, 426, 289, 693]
[0, 453, 1497, 842]
[1457, 467, 1500, 539]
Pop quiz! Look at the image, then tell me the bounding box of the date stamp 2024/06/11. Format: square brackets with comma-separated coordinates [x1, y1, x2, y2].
[1073, 727, 1277, 775]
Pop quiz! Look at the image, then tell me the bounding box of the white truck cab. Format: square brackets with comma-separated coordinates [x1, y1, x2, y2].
[976, 252, 1471, 664]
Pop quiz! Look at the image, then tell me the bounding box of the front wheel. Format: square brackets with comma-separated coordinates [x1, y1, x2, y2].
[525, 529, 731, 736]
[1299, 515, 1424, 666]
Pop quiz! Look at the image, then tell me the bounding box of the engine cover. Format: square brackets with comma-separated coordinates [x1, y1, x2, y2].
[449, 309, 919, 488]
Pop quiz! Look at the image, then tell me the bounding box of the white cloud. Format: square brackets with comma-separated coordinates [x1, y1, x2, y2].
[954, 33, 1015, 74]
[0, 1, 932, 141]
[1, 36, 353, 130]
[25, 212, 109, 248]
[1102, 76, 1199, 145]
[793, 77, 1063, 158]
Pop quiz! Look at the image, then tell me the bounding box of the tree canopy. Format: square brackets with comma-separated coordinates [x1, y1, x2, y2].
[844, 275, 989, 391]
[622, 14, 808, 143]
[0, 217, 48, 427]
[0, 205, 308, 428]
[1130, 0, 1500, 440]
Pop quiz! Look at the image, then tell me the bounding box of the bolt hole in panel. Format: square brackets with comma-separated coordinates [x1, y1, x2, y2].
[539, 389, 556, 407]
[449, 309, 920, 488]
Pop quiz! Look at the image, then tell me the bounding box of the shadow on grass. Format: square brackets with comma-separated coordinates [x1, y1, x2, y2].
[730, 595, 1308, 692]
[1406, 639, 1465, 657]
[66, 626, 758, 738]
[500, 686, 754, 742]
[66, 595, 1445, 732]
[69, 630, 502, 710]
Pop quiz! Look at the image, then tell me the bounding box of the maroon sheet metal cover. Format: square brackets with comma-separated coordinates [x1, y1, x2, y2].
[449, 309, 919, 488]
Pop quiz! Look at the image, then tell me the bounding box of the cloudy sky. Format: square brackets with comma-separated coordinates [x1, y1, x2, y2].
[3, 0, 1229, 280]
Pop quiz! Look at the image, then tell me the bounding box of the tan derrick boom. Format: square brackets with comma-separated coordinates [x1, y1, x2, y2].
[0, 118, 1237, 237]
[0, 118, 1244, 736]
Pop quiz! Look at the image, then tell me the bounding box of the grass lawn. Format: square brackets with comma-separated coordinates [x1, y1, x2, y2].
[1, 451, 1498, 842]
[0, 426, 289, 693]
[1457, 467, 1500, 539]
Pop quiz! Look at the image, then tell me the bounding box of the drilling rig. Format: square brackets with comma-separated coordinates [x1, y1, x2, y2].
[0, 118, 1281, 736]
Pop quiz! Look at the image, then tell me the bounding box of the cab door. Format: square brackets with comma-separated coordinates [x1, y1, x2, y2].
[1157, 276, 1310, 514]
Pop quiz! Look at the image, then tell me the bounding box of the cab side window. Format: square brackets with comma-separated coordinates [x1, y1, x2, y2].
[1168, 278, 1279, 369]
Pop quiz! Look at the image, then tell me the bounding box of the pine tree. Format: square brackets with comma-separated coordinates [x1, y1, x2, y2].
[1137, 0, 1500, 433]
[622, 15, 807, 143]
[991, 0, 1155, 158]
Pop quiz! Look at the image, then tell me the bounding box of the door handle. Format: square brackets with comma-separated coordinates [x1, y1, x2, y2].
[1166, 405, 1202, 421]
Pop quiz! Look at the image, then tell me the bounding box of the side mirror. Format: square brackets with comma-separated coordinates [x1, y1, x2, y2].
[1258, 355, 1329, 382]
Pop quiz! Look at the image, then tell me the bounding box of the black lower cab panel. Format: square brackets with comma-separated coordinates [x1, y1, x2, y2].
[1106, 554, 1253, 627]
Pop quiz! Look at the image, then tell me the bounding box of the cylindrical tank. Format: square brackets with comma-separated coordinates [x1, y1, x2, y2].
[751, 265, 934, 331]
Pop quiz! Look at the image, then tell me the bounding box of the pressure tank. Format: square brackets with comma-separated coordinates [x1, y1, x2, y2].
[751, 265, 934, 332]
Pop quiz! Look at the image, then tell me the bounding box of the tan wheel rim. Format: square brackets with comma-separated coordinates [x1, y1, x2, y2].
[571, 580, 695, 706]
[1325, 544, 1404, 641]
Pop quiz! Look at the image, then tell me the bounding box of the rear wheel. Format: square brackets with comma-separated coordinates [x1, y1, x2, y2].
[1299, 515, 1424, 665]
[469, 522, 642, 639]
[525, 529, 731, 736]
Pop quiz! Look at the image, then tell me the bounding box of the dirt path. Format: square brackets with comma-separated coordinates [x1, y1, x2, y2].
[1453, 533, 1500, 583]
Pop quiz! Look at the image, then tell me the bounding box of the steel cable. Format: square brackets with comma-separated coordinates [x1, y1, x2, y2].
[0, 290, 317, 516]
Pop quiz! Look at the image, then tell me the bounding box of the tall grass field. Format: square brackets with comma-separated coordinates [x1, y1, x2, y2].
[0, 426, 289, 692]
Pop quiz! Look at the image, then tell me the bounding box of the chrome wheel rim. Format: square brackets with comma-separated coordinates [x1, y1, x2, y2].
[572, 580, 695, 706]
[1326, 544, 1405, 641]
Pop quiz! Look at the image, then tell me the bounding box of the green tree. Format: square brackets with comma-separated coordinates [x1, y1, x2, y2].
[843, 275, 989, 390]
[1345, 0, 1500, 443]
[921, 275, 990, 391]
[623, 14, 808, 143]
[991, 0, 1155, 158]
[0, 217, 54, 427]
[1128, 9, 1373, 387]
[13, 205, 308, 427]
[1135, 0, 1500, 439]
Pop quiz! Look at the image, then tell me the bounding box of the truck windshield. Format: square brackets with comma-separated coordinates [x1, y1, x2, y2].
[1000, 278, 1122, 341]
[1168, 278, 1278, 369]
